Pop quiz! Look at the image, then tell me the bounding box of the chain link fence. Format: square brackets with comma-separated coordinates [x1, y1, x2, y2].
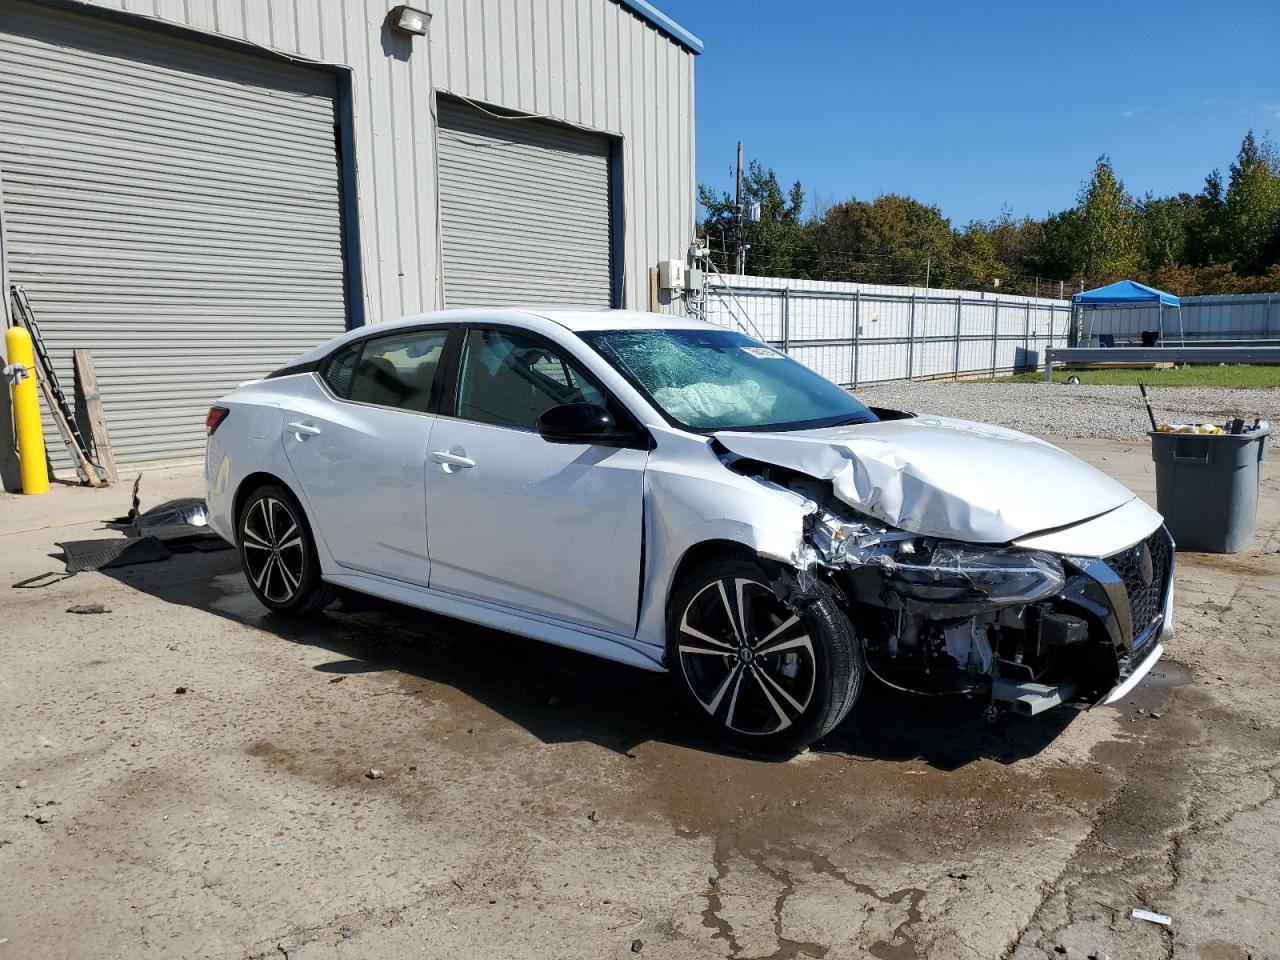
[700, 274, 1074, 387]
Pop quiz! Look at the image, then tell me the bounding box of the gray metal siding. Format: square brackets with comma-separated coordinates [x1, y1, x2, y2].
[436, 100, 613, 309]
[0, 0, 348, 464]
[59, 0, 695, 320]
[1080, 294, 1280, 343]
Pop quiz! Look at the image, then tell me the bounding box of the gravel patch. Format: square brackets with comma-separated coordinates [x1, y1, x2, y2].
[857, 380, 1280, 440]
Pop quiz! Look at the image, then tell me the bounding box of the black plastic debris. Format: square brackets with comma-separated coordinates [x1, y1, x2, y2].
[108, 475, 231, 552]
[58, 535, 171, 573]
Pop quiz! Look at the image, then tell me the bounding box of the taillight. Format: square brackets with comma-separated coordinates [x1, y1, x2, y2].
[206, 406, 230, 435]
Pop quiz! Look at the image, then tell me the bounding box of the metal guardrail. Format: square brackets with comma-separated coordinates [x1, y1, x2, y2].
[1043, 346, 1280, 380]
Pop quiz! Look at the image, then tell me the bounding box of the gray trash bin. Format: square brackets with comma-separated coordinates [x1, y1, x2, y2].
[1149, 427, 1270, 553]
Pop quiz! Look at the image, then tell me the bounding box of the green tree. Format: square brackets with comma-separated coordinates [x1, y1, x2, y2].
[808, 194, 954, 285]
[1222, 131, 1280, 272]
[1076, 156, 1143, 281]
[697, 161, 808, 277]
[1184, 170, 1226, 267]
[1029, 207, 1083, 281]
[1140, 193, 1192, 269]
[950, 223, 1008, 289]
[985, 209, 1043, 279]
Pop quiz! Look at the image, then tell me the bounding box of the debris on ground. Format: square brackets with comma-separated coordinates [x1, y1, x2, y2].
[66, 603, 109, 615]
[58, 536, 172, 574]
[1131, 907, 1172, 927]
[276, 934, 298, 959]
[15, 780, 27, 790]
[365, 768, 384, 780]
[947, 871, 971, 880]
[588, 810, 600, 822]
[630, 938, 643, 953]
[339, 926, 354, 939]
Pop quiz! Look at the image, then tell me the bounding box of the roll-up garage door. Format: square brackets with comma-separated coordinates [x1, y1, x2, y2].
[0, 0, 348, 466]
[437, 99, 614, 310]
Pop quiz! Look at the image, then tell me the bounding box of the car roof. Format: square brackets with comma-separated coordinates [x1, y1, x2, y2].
[284, 308, 730, 368]
[526, 308, 718, 332]
[383, 307, 720, 333]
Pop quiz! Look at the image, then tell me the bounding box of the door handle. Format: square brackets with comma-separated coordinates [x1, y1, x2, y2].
[286, 421, 321, 438]
[430, 450, 475, 469]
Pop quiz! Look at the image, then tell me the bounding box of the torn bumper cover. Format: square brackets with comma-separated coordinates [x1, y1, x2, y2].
[807, 506, 1174, 713]
[715, 426, 1174, 715]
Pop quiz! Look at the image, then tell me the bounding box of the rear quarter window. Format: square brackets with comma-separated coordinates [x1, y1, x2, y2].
[321, 343, 360, 398]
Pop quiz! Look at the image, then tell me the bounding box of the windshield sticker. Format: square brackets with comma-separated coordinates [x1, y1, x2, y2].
[741, 346, 784, 359]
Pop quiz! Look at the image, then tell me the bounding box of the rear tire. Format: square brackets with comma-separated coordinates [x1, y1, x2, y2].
[666, 556, 863, 755]
[237, 483, 335, 616]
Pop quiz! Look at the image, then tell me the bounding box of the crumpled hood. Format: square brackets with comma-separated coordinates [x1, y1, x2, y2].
[715, 415, 1135, 544]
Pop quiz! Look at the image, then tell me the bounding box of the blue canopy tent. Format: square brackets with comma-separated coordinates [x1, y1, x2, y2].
[1071, 279, 1184, 346]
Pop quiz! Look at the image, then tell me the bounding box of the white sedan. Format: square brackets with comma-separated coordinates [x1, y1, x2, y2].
[205, 310, 1172, 752]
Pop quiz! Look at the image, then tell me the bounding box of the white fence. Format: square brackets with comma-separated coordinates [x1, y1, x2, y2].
[703, 274, 1073, 387]
[1080, 293, 1280, 344]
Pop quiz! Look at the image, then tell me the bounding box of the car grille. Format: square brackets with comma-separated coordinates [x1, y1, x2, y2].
[1105, 527, 1172, 648]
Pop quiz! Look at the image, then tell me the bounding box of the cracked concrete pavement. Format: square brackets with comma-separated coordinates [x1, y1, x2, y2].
[0, 436, 1277, 959]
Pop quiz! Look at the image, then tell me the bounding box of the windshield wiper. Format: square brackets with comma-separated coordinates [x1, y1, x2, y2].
[828, 414, 874, 426]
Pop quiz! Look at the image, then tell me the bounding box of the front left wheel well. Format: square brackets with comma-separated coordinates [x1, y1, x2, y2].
[665, 540, 763, 619]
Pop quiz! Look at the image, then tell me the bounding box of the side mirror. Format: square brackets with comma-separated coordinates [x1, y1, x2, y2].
[537, 402, 618, 444]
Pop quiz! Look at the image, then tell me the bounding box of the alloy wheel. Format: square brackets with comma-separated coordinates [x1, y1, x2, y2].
[677, 577, 817, 736]
[240, 496, 305, 604]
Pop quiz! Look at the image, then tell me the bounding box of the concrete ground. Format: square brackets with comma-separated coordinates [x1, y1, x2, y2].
[0, 438, 1276, 960]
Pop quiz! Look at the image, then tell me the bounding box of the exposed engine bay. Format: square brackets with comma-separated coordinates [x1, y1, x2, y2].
[718, 444, 1174, 718]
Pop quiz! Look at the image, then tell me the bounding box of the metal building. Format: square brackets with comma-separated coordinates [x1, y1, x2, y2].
[0, 0, 700, 469]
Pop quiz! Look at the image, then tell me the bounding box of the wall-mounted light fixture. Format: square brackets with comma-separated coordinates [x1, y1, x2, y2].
[387, 4, 430, 37]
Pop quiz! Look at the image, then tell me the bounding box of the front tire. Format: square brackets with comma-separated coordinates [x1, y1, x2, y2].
[667, 556, 863, 755]
[237, 484, 334, 616]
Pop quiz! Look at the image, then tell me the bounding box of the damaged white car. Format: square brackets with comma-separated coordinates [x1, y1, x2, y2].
[205, 310, 1172, 752]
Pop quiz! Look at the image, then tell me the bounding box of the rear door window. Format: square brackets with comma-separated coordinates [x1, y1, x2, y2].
[322, 329, 449, 413]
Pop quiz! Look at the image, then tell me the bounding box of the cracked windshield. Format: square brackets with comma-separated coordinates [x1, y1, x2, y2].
[583, 328, 878, 431]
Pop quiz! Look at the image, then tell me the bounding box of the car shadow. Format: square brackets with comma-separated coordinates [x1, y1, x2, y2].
[97, 548, 1078, 771]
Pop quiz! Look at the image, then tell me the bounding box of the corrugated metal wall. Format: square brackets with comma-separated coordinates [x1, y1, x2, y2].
[706, 274, 1073, 386]
[436, 99, 614, 309]
[1, 0, 350, 465]
[59, 0, 696, 323]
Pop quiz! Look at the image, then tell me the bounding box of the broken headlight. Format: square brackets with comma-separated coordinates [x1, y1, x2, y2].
[882, 542, 1066, 605]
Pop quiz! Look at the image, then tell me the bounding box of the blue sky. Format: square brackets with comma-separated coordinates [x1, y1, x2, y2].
[656, 1, 1280, 225]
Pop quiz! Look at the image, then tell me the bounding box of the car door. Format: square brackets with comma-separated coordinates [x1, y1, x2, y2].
[424, 326, 647, 637]
[282, 326, 449, 586]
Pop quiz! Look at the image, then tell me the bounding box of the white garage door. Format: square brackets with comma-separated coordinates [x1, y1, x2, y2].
[0, 0, 349, 465]
[437, 99, 615, 310]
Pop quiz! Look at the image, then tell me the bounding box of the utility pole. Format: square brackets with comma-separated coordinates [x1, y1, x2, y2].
[734, 141, 744, 275]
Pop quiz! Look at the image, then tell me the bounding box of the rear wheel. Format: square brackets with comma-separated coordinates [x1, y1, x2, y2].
[667, 556, 863, 755]
[237, 484, 334, 616]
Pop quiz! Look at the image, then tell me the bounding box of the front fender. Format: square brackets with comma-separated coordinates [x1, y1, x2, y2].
[636, 431, 814, 650]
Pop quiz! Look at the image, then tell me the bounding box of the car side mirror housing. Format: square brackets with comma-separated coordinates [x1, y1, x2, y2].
[537, 402, 618, 444]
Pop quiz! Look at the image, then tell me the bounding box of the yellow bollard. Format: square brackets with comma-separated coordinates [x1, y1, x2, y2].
[5, 326, 49, 495]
